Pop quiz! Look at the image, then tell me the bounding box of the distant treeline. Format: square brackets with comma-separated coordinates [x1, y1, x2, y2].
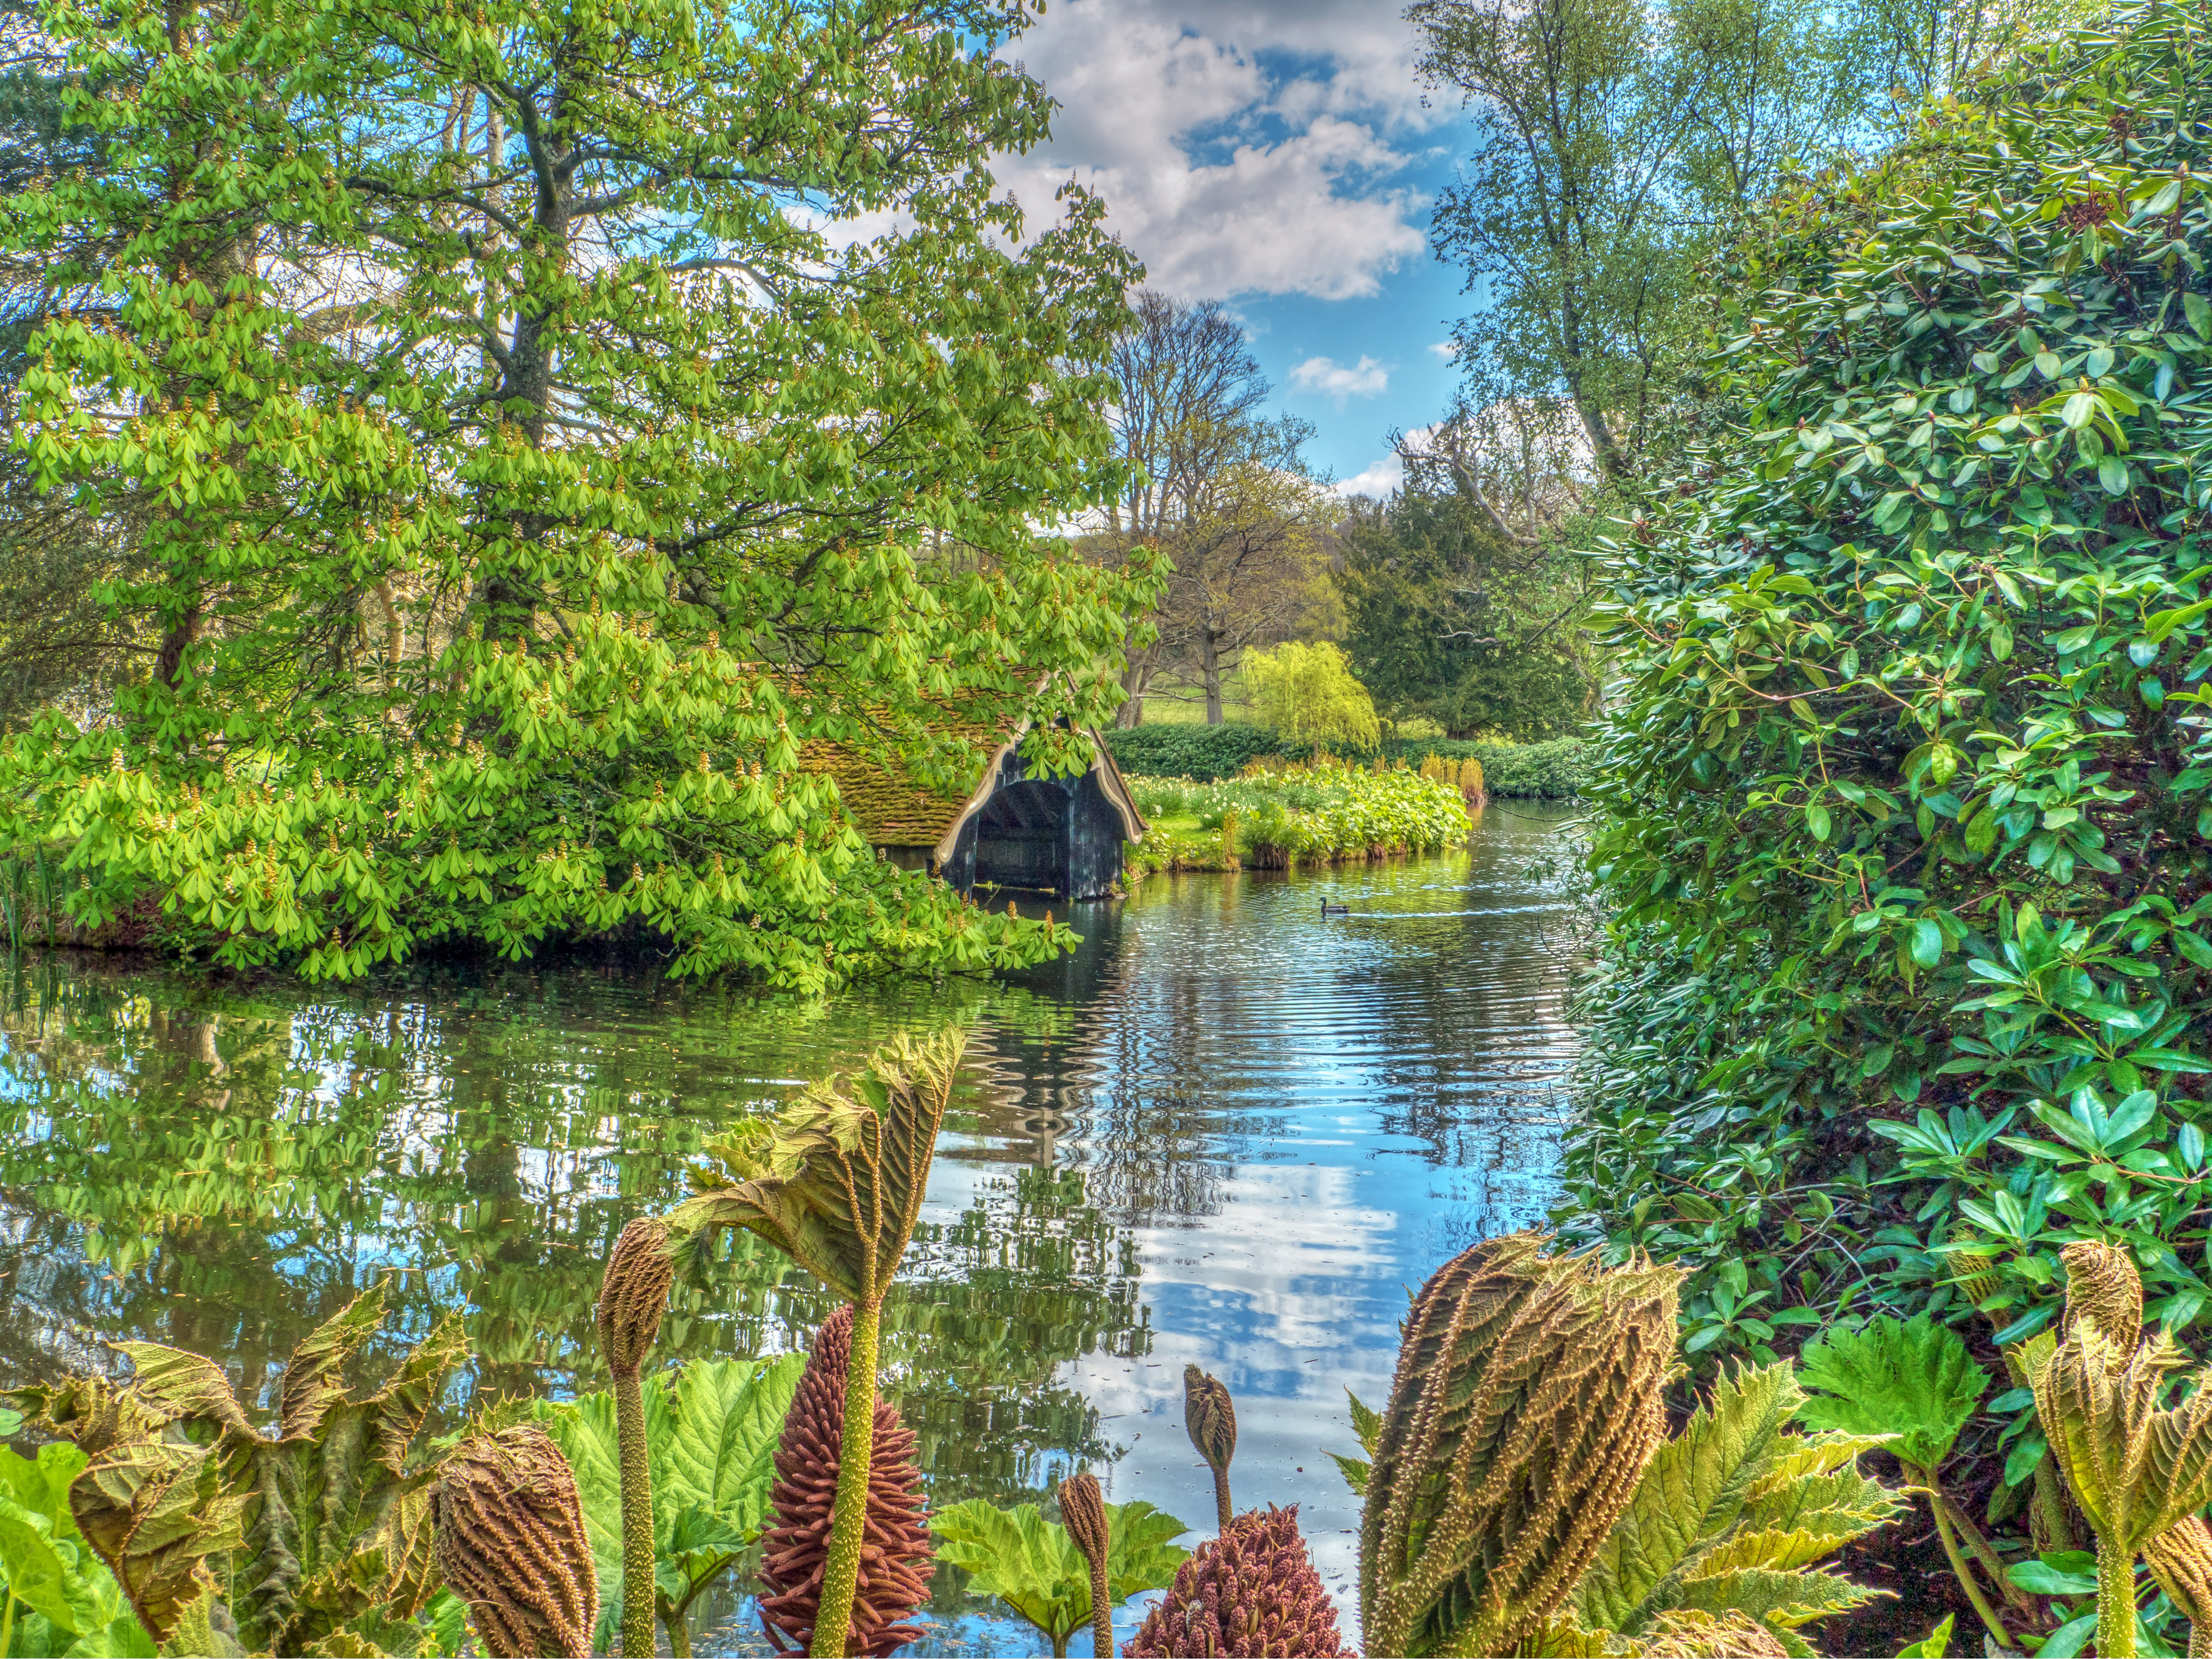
[1100, 725, 1587, 798]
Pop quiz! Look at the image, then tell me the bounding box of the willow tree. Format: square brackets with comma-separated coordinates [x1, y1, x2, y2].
[0, 0, 1160, 988]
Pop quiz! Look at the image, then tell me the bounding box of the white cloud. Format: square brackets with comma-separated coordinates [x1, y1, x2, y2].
[1334, 454, 1403, 498]
[1427, 340, 1457, 361]
[992, 0, 1438, 301]
[1292, 354, 1390, 402]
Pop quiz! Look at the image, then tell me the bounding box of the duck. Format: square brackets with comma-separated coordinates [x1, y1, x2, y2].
[1320, 900, 1351, 916]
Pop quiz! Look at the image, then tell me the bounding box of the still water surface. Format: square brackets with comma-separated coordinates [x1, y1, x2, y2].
[0, 804, 1579, 1654]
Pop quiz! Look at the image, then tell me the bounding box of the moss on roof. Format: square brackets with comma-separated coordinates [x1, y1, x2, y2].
[805, 723, 1145, 852]
[804, 739, 983, 848]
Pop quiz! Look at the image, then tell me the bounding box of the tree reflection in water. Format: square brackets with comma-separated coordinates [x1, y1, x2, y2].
[0, 957, 1150, 1530]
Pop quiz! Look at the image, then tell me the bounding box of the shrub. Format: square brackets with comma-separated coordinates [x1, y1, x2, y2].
[1121, 764, 1471, 877]
[1104, 725, 1284, 781]
[1390, 736, 1589, 798]
[1566, 0, 2212, 1449]
[1244, 642, 1382, 751]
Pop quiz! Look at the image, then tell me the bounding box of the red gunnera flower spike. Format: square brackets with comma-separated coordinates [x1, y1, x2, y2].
[1124, 1504, 1353, 1659]
[757, 1306, 934, 1656]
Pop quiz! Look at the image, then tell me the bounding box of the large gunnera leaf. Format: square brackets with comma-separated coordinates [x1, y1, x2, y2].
[6, 1282, 466, 1654]
[930, 1496, 1190, 1653]
[533, 1353, 806, 1642]
[0, 1441, 156, 1657]
[1793, 1314, 1988, 1473]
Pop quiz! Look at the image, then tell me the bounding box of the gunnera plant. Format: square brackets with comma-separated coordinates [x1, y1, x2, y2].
[1059, 1470, 1113, 1659]
[6, 1282, 465, 1653]
[664, 1029, 961, 1657]
[597, 1215, 675, 1659]
[758, 1305, 934, 1656]
[2031, 1240, 2212, 1659]
[433, 1424, 600, 1659]
[1359, 1233, 1680, 1658]
[1184, 1364, 1238, 1532]
[1124, 1504, 1351, 1659]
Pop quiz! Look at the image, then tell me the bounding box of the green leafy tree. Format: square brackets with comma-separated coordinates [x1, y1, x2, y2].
[534, 1355, 805, 1659]
[1093, 292, 1320, 728]
[0, 0, 1161, 988]
[929, 1497, 1189, 1658]
[1244, 642, 1380, 752]
[1412, 0, 1876, 491]
[1338, 464, 1593, 739]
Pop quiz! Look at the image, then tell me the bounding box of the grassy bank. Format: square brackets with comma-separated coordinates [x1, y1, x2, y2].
[1123, 760, 1472, 880]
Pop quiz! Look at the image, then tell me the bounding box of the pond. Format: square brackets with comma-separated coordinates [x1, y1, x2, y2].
[0, 801, 1582, 1655]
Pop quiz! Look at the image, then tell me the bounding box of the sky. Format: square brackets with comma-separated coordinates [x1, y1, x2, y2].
[989, 0, 1478, 498]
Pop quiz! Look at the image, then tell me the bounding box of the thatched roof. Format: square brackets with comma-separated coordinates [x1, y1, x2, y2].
[804, 723, 1147, 854]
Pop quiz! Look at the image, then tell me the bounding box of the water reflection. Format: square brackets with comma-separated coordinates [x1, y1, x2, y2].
[0, 803, 1578, 1652]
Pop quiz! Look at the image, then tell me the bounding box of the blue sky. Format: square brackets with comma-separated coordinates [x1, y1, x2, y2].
[992, 0, 1480, 496]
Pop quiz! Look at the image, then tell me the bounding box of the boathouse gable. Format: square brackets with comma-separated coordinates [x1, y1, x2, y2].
[814, 723, 1145, 902]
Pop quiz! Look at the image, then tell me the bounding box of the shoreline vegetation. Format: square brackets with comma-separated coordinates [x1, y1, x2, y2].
[1122, 758, 1478, 881]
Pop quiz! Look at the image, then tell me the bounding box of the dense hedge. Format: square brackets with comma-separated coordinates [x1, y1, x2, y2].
[1387, 737, 1589, 799]
[1100, 724, 1587, 797]
[1566, 0, 2212, 1423]
[1100, 724, 1283, 781]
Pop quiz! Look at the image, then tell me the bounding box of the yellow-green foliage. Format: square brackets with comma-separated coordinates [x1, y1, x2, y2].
[1123, 763, 1468, 878]
[1245, 642, 1381, 751]
[1558, 1363, 1899, 1658]
[929, 1496, 1190, 1658]
[1418, 753, 1488, 802]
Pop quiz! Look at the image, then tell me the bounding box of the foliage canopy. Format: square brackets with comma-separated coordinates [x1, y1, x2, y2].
[1243, 642, 1381, 751]
[1339, 479, 1593, 739]
[0, 0, 1160, 988]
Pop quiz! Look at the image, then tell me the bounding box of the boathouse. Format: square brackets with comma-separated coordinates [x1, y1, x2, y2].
[818, 723, 1147, 902]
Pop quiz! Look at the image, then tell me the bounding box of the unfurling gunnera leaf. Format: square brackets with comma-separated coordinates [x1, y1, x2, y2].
[1360, 1233, 1682, 1659]
[1793, 1313, 1988, 1472]
[1571, 1360, 1903, 1649]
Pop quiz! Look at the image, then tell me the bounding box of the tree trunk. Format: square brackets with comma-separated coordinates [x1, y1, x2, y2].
[1117, 656, 1154, 728]
[1201, 631, 1223, 725]
[154, 603, 201, 687]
